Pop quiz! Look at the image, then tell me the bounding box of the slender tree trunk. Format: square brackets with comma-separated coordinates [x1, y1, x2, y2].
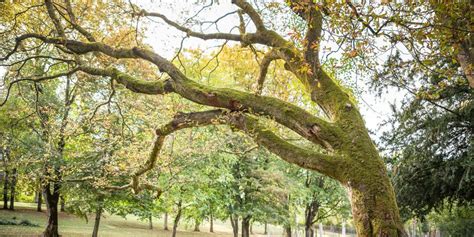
[8, 168, 16, 210]
[342, 221, 346, 237]
[250, 221, 253, 234]
[149, 215, 153, 230]
[284, 225, 292, 237]
[92, 205, 103, 237]
[230, 215, 239, 237]
[264, 222, 268, 235]
[60, 196, 65, 212]
[3, 170, 8, 209]
[241, 216, 251, 237]
[43, 182, 60, 237]
[164, 212, 169, 230]
[171, 201, 182, 237]
[318, 223, 323, 237]
[194, 218, 200, 232]
[304, 199, 319, 237]
[209, 213, 214, 233]
[37, 190, 43, 212]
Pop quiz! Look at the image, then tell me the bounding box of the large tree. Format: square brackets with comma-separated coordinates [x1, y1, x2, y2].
[7, 0, 469, 236]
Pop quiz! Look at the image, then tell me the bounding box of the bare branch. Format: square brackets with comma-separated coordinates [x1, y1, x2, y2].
[232, 0, 266, 31]
[62, 0, 97, 42]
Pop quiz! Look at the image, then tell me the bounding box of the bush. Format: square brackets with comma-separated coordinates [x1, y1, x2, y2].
[429, 205, 474, 237]
[0, 218, 39, 227]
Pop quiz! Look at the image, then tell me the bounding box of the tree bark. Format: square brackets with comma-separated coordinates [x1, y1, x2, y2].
[8, 168, 16, 210]
[92, 205, 103, 237]
[37, 190, 43, 212]
[164, 212, 169, 230]
[171, 201, 182, 237]
[43, 182, 60, 237]
[3, 170, 8, 209]
[241, 216, 251, 237]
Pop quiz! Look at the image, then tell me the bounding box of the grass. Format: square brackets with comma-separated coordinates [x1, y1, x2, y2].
[0, 203, 352, 237]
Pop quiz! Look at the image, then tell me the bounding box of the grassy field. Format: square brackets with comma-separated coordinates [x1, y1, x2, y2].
[0, 203, 350, 237]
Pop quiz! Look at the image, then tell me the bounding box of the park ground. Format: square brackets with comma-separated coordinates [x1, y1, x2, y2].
[0, 203, 349, 237]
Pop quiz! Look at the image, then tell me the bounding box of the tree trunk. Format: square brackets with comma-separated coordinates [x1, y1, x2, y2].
[92, 205, 103, 237]
[318, 223, 323, 237]
[345, 159, 406, 237]
[230, 215, 239, 237]
[60, 196, 65, 212]
[149, 215, 153, 230]
[164, 212, 169, 230]
[342, 221, 346, 237]
[250, 221, 253, 234]
[3, 170, 8, 209]
[194, 219, 200, 232]
[304, 198, 319, 237]
[284, 225, 292, 237]
[241, 216, 251, 237]
[264, 222, 268, 235]
[37, 190, 43, 212]
[43, 183, 60, 237]
[8, 168, 16, 210]
[171, 201, 182, 237]
[209, 213, 214, 233]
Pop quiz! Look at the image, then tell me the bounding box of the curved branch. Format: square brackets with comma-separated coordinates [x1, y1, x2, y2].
[232, 0, 266, 31]
[10, 34, 344, 150]
[62, 0, 97, 42]
[256, 49, 281, 95]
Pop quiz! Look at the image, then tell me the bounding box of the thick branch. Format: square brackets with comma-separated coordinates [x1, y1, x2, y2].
[157, 110, 344, 180]
[78, 66, 172, 94]
[10, 34, 344, 150]
[45, 0, 66, 37]
[232, 0, 266, 31]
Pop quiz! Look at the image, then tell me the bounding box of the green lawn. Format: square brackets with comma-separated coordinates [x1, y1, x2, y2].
[0, 203, 351, 237]
[0, 203, 236, 237]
